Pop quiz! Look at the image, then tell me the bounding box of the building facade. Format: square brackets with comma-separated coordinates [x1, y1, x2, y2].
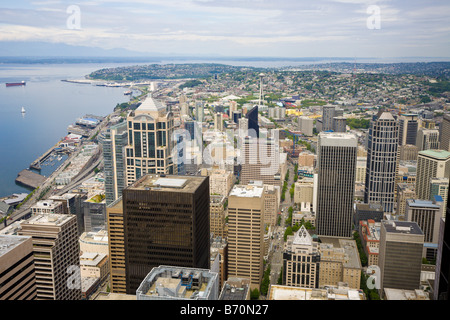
[106, 198, 126, 294]
[439, 113, 450, 151]
[316, 133, 357, 238]
[227, 184, 264, 289]
[416, 149, 450, 202]
[398, 114, 419, 146]
[282, 226, 320, 288]
[18, 214, 81, 300]
[379, 220, 424, 295]
[124, 96, 177, 187]
[0, 235, 36, 300]
[99, 120, 128, 205]
[416, 128, 439, 151]
[239, 133, 281, 187]
[364, 111, 399, 213]
[122, 175, 210, 294]
[210, 195, 226, 239]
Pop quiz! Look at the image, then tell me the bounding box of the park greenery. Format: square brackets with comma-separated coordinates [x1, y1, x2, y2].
[179, 79, 203, 89]
[284, 209, 315, 242]
[360, 272, 381, 300]
[346, 117, 371, 130]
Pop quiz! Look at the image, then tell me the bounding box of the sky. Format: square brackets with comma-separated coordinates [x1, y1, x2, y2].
[0, 0, 449, 59]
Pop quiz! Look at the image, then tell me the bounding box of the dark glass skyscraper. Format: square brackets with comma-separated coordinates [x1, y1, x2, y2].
[398, 114, 419, 146]
[435, 189, 450, 300]
[246, 105, 259, 138]
[122, 174, 210, 294]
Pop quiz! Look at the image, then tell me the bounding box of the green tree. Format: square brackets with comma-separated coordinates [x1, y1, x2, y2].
[260, 264, 271, 296]
[277, 268, 283, 285]
[250, 288, 260, 300]
[353, 231, 368, 266]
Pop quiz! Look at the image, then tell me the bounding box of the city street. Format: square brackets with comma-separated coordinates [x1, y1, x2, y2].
[267, 160, 296, 286]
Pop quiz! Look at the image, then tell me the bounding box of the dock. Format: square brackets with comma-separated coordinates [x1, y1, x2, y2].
[30, 145, 57, 170]
[15, 169, 47, 189]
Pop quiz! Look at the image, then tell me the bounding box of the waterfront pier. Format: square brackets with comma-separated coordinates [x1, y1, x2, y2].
[30, 144, 57, 170]
[15, 169, 47, 189]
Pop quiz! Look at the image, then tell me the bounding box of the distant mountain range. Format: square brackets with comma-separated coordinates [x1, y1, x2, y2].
[0, 41, 152, 58]
[1, 41, 449, 76]
[0, 41, 364, 64]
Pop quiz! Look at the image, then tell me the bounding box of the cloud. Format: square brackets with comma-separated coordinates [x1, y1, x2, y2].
[0, 0, 448, 58]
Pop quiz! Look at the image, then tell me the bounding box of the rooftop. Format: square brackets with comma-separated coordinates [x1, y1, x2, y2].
[292, 225, 313, 246]
[23, 213, 73, 227]
[383, 220, 423, 235]
[229, 184, 264, 198]
[219, 277, 251, 300]
[127, 175, 207, 194]
[384, 288, 429, 300]
[319, 237, 362, 269]
[406, 199, 441, 209]
[418, 149, 450, 160]
[268, 285, 364, 300]
[80, 252, 107, 266]
[319, 132, 357, 147]
[95, 292, 136, 300]
[0, 235, 31, 257]
[135, 95, 167, 116]
[136, 266, 218, 300]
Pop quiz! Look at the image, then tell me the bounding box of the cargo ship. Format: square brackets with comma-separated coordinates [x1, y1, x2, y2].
[6, 81, 26, 87]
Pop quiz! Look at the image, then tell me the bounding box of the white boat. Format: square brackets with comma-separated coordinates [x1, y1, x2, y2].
[21, 107, 26, 113]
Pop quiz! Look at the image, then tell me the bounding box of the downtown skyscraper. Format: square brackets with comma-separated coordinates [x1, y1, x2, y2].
[316, 132, 357, 238]
[123, 95, 177, 187]
[364, 111, 399, 213]
[99, 121, 128, 205]
[107, 174, 210, 294]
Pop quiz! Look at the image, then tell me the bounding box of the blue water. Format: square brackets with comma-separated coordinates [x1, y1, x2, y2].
[0, 63, 135, 198]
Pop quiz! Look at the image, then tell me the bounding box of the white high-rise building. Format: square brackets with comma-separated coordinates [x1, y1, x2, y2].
[416, 149, 450, 201]
[298, 116, 314, 136]
[364, 111, 399, 213]
[416, 128, 439, 151]
[316, 132, 357, 238]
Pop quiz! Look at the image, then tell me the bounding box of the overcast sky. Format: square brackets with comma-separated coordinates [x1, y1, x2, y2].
[1, 0, 449, 59]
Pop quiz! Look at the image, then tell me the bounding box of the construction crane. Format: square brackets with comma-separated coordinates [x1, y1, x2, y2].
[284, 129, 304, 157]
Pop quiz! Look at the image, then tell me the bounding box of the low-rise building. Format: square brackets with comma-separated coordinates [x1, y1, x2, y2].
[79, 228, 109, 256]
[30, 200, 64, 215]
[294, 178, 314, 205]
[210, 236, 228, 290]
[219, 277, 251, 300]
[359, 220, 380, 266]
[384, 288, 429, 300]
[80, 252, 109, 282]
[268, 284, 365, 300]
[136, 266, 219, 300]
[397, 183, 416, 218]
[318, 237, 362, 290]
